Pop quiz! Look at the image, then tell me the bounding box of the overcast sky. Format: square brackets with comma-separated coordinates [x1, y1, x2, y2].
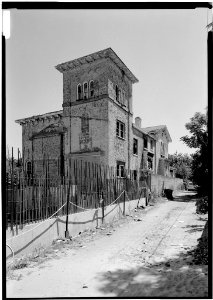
[6, 8, 210, 156]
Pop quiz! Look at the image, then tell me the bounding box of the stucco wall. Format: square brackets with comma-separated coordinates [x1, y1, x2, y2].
[151, 174, 183, 196]
[21, 116, 64, 175]
[6, 197, 146, 259]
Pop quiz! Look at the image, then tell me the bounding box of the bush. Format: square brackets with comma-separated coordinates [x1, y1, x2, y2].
[193, 221, 208, 264]
[195, 196, 208, 214]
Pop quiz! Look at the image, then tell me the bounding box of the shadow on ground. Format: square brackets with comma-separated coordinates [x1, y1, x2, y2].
[96, 250, 208, 298]
[184, 224, 205, 234]
[171, 192, 198, 203]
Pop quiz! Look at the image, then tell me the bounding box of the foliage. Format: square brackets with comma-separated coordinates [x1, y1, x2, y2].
[180, 112, 208, 195]
[195, 197, 208, 214]
[168, 152, 192, 180]
[193, 220, 208, 265]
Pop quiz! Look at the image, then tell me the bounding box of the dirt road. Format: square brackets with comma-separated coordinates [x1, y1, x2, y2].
[7, 191, 208, 298]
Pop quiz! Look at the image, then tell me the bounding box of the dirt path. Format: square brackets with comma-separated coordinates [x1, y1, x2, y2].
[7, 191, 208, 298]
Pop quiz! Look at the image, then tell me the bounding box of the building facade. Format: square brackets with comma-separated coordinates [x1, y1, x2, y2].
[16, 48, 172, 178]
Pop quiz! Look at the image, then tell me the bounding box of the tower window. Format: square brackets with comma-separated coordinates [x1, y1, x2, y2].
[77, 84, 82, 100]
[116, 120, 125, 139]
[83, 82, 88, 99]
[81, 113, 89, 134]
[89, 80, 94, 98]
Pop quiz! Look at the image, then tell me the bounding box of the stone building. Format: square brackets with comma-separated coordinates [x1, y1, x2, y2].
[16, 48, 172, 178]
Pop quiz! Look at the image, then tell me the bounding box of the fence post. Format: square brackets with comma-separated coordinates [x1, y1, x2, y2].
[100, 193, 104, 224]
[123, 191, 126, 216]
[65, 178, 70, 239]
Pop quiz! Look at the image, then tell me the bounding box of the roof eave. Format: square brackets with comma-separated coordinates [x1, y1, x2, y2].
[55, 48, 139, 84]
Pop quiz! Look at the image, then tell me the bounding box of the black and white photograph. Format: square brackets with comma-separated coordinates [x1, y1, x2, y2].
[4, 4, 211, 298]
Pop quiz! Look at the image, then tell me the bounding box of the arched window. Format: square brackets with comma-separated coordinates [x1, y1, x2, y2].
[89, 80, 94, 98]
[77, 84, 82, 100]
[83, 82, 88, 99]
[115, 85, 119, 102]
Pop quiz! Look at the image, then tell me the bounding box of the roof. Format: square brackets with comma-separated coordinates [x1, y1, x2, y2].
[132, 124, 156, 140]
[15, 110, 63, 125]
[55, 48, 139, 84]
[142, 125, 172, 142]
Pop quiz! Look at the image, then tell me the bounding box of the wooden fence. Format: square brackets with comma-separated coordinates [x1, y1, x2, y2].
[6, 152, 150, 232]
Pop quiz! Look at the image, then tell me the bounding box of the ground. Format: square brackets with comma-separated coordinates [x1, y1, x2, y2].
[6, 191, 208, 298]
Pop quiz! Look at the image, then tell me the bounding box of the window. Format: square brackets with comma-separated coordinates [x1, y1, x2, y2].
[77, 84, 82, 100]
[161, 142, 165, 157]
[144, 137, 148, 149]
[116, 120, 125, 139]
[148, 157, 153, 170]
[89, 80, 94, 98]
[115, 85, 119, 102]
[118, 90, 121, 103]
[122, 91, 126, 107]
[150, 139, 154, 150]
[133, 170, 137, 180]
[133, 138, 138, 155]
[81, 113, 89, 134]
[26, 161, 32, 181]
[83, 82, 88, 99]
[27, 161, 32, 174]
[117, 161, 125, 177]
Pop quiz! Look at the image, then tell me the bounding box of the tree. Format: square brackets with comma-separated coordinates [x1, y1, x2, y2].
[180, 112, 208, 195]
[168, 152, 192, 180]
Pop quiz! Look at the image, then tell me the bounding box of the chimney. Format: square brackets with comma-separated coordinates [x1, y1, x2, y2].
[135, 117, 142, 128]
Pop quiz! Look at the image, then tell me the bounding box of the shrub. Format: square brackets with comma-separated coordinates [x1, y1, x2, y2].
[195, 196, 208, 214]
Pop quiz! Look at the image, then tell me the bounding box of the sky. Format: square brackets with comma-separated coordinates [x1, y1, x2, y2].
[5, 8, 210, 156]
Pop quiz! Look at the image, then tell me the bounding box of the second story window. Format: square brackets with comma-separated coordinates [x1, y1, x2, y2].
[116, 120, 125, 139]
[89, 80, 94, 98]
[115, 85, 119, 102]
[144, 137, 148, 149]
[83, 82, 88, 99]
[77, 84, 82, 100]
[122, 91, 126, 107]
[81, 113, 89, 134]
[133, 138, 138, 155]
[133, 170, 137, 180]
[150, 139, 154, 150]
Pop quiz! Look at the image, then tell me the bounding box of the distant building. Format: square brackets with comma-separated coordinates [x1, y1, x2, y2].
[16, 48, 173, 178]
